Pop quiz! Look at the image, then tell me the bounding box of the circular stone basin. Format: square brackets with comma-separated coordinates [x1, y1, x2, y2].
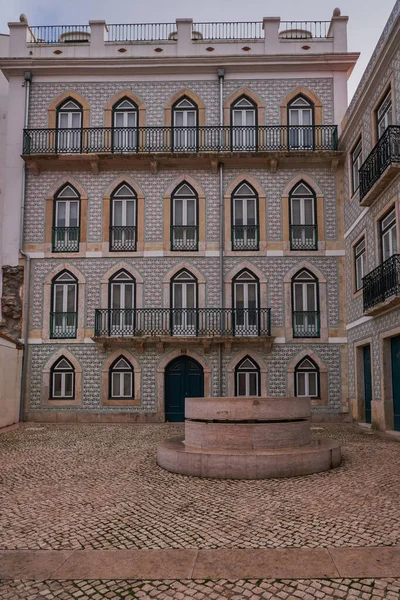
[185, 396, 311, 422]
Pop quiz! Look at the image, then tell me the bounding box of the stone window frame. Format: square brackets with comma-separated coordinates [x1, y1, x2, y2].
[45, 178, 88, 256]
[351, 229, 367, 298]
[353, 337, 374, 424]
[227, 349, 268, 397]
[224, 262, 268, 311]
[164, 88, 206, 127]
[102, 176, 145, 254]
[223, 87, 265, 127]
[280, 87, 323, 127]
[101, 349, 142, 407]
[42, 264, 86, 343]
[374, 196, 399, 267]
[349, 134, 363, 198]
[104, 90, 146, 129]
[100, 263, 144, 311]
[283, 262, 328, 343]
[281, 174, 325, 253]
[48, 91, 91, 130]
[287, 348, 328, 407]
[42, 348, 82, 407]
[224, 175, 266, 254]
[370, 76, 396, 147]
[163, 176, 206, 253]
[156, 349, 211, 419]
[163, 263, 206, 309]
[379, 325, 400, 431]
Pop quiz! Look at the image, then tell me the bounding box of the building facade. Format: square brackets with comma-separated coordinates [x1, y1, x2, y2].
[341, 1, 400, 432]
[0, 12, 358, 423]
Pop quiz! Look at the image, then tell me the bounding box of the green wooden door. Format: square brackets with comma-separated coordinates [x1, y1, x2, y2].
[363, 345, 372, 425]
[165, 356, 204, 422]
[391, 336, 400, 431]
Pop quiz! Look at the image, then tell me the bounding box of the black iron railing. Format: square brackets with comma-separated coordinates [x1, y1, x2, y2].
[171, 226, 198, 251]
[109, 226, 137, 252]
[279, 21, 332, 39]
[23, 125, 338, 155]
[192, 21, 263, 40]
[359, 126, 400, 201]
[289, 225, 318, 250]
[363, 254, 400, 312]
[29, 25, 90, 43]
[292, 311, 320, 338]
[94, 308, 271, 338]
[50, 312, 78, 338]
[231, 226, 259, 250]
[52, 227, 80, 252]
[107, 23, 176, 42]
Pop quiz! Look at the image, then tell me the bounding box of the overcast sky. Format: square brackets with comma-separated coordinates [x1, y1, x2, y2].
[0, 0, 396, 100]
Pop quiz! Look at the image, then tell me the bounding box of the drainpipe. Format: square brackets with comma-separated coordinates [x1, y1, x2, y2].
[19, 70, 32, 422]
[218, 68, 225, 397]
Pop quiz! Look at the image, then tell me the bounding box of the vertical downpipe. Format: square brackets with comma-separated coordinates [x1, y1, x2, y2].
[19, 71, 32, 422]
[218, 69, 225, 397]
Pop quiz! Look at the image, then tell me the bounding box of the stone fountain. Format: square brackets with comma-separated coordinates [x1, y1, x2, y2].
[157, 396, 341, 479]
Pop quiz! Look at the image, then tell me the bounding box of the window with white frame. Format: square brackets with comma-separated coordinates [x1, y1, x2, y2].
[51, 356, 75, 399]
[292, 269, 320, 338]
[57, 99, 82, 153]
[172, 97, 197, 151]
[231, 96, 257, 150]
[171, 270, 197, 335]
[354, 237, 366, 292]
[109, 270, 136, 335]
[380, 208, 397, 262]
[53, 184, 80, 252]
[171, 183, 198, 251]
[295, 356, 319, 397]
[351, 138, 362, 194]
[376, 89, 392, 139]
[109, 356, 134, 399]
[112, 98, 138, 151]
[231, 182, 259, 250]
[235, 356, 260, 396]
[233, 269, 259, 336]
[288, 96, 314, 149]
[110, 183, 137, 251]
[289, 181, 317, 250]
[51, 271, 78, 338]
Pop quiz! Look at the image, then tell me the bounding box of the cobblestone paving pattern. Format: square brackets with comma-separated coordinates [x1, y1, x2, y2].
[1, 424, 400, 550]
[1, 578, 400, 599]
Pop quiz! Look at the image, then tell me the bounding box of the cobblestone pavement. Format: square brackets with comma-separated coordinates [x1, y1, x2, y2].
[1, 578, 400, 599]
[0, 424, 400, 550]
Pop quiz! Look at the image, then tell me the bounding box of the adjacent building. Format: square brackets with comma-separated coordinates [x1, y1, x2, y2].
[0, 11, 358, 423]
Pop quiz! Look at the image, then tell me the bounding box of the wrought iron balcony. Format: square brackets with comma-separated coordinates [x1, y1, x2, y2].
[171, 226, 198, 251]
[359, 126, 400, 204]
[52, 227, 80, 252]
[292, 311, 320, 338]
[109, 226, 137, 252]
[94, 308, 271, 338]
[231, 226, 259, 250]
[50, 312, 78, 338]
[363, 254, 400, 313]
[289, 225, 318, 250]
[23, 125, 338, 155]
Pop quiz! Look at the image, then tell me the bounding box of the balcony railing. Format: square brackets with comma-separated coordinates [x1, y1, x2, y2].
[23, 125, 338, 155]
[107, 23, 176, 42]
[359, 126, 400, 201]
[231, 226, 259, 251]
[50, 312, 78, 338]
[292, 311, 320, 338]
[52, 227, 80, 252]
[289, 225, 318, 250]
[29, 25, 91, 44]
[94, 308, 271, 338]
[192, 21, 263, 40]
[279, 21, 332, 39]
[171, 226, 198, 251]
[109, 226, 137, 252]
[363, 254, 400, 312]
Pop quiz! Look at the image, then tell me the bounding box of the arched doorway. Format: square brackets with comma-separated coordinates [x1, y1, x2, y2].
[165, 356, 204, 422]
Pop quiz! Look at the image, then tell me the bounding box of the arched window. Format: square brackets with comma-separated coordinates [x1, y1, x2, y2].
[231, 96, 257, 150]
[231, 182, 259, 250]
[235, 356, 260, 396]
[172, 97, 198, 151]
[109, 356, 134, 399]
[50, 356, 75, 399]
[233, 269, 259, 336]
[51, 270, 78, 339]
[171, 270, 197, 335]
[110, 184, 137, 252]
[288, 95, 314, 149]
[109, 270, 136, 335]
[53, 184, 80, 252]
[57, 99, 82, 153]
[292, 269, 320, 338]
[171, 183, 198, 251]
[289, 182, 317, 250]
[295, 356, 319, 397]
[112, 98, 138, 152]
